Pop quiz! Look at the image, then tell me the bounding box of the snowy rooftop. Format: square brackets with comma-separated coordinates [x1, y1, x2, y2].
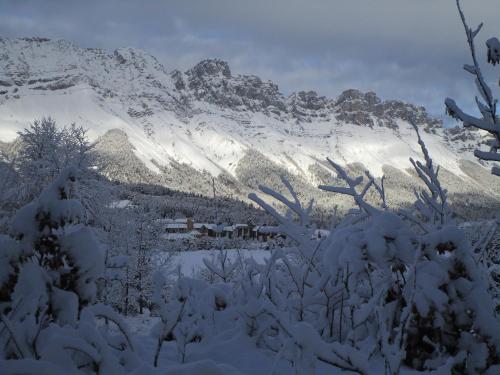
[193, 223, 217, 230]
[165, 223, 188, 229]
[252, 226, 280, 233]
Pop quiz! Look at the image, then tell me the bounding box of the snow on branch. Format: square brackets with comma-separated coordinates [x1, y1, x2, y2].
[445, 0, 499, 175]
[487, 37, 500, 66]
[248, 175, 314, 245]
[318, 158, 382, 215]
[407, 123, 452, 230]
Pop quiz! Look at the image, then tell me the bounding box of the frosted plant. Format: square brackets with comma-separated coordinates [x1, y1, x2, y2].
[403, 225, 500, 373]
[124, 207, 158, 315]
[317, 161, 415, 375]
[248, 176, 381, 374]
[249, 175, 315, 248]
[4, 168, 103, 313]
[445, 0, 500, 175]
[402, 123, 453, 233]
[202, 248, 240, 284]
[151, 271, 232, 367]
[97, 202, 161, 316]
[444, 0, 500, 321]
[16, 118, 92, 201]
[0, 169, 141, 374]
[244, 142, 500, 373]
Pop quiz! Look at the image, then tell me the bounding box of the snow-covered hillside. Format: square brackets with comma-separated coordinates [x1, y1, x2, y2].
[0, 37, 495, 210]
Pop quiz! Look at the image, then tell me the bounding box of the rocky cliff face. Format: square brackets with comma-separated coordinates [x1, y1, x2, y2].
[0, 37, 468, 132]
[333, 89, 442, 130]
[183, 59, 286, 113]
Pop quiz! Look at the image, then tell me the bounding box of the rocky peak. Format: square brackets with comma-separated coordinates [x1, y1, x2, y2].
[334, 89, 381, 127]
[379, 100, 442, 131]
[288, 91, 329, 111]
[0, 37, 447, 133]
[232, 74, 285, 112]
[335, 89, 381, 109]
[184, 59, 286, 113]
[333, 89, 441, 131]
[187, 59, 231, 79]
[287, 91, 332, 122]
[444, 124, 486, 149]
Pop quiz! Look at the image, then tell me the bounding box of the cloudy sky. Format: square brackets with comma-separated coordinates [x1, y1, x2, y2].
[0, 0, 497, 121]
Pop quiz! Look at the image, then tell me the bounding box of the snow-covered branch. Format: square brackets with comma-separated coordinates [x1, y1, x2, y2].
[248, 175, 314, 245]
[318, 158, 382, 215]
[408, 123, 452, 230]
[445, 0, 500, 175]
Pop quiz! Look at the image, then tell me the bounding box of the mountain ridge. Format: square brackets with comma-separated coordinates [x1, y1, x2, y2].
[0, 36, 497, 217]
[0, 37, 449, 127]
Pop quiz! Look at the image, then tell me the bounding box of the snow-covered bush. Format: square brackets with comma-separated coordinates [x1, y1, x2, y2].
[99, 204, 162, 316]
[0, 117, 99, 231]
[1, 168, 103, 314]
[406, 226, 500, 373]
[472, 221, 500, 313]
[0, 169, 142, 374]
[201, 248, 240, 284]
[151, 270, 242, 369]
[445, 0, 500, 176]
[149, 126, 500, 373]
[445, 0, 500, 334]
[15, 117, 92, 200]
[1, 167, 243, 374]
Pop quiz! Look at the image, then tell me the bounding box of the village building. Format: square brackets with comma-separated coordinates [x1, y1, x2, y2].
[157, 218, 289, 242]
[251, 225, 280, 242]
[193, 223, 219, 237]
[157, 218, 194, 234]
[223, 224, 252, 239]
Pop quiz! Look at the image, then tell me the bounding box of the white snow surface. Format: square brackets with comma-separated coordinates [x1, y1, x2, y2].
[155, 249, 271, 278]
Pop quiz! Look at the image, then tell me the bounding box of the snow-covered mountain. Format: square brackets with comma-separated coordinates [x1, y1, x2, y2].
[0, 37, 498, 215]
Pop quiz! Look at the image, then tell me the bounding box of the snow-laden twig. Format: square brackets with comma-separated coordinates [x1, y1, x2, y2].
[83, 304, 136, 353]
[0, 313, 26, 359]
[248, 175, 314, 246]
[406, 123, 452, 231]
[445, 0, 499, 175]
[319, 158, 383, 215]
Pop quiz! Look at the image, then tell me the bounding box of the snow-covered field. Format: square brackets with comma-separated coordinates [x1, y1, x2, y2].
[156, 248, 272, 278]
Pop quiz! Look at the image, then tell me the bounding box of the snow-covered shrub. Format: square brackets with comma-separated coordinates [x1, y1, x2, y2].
[151, 272, 233, 367]
[1, 168, 103, 315]
[445, 0, 500, 341]
[150, 125, 500, 373]
[15, 117, 92, 201]
[0, 168, 143, 374]
[472, 220, 500, 313]
[0, 169, 99, 353]
[99, 205, 162, 316]
[405, 226, 500, 373]
[445, 0, 500, 176]
[201, 248, 240, 283]
[0, 118, 100, 231]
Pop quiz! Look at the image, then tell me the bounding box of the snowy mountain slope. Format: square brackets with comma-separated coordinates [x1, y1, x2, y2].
[0, 37, 496, 213]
